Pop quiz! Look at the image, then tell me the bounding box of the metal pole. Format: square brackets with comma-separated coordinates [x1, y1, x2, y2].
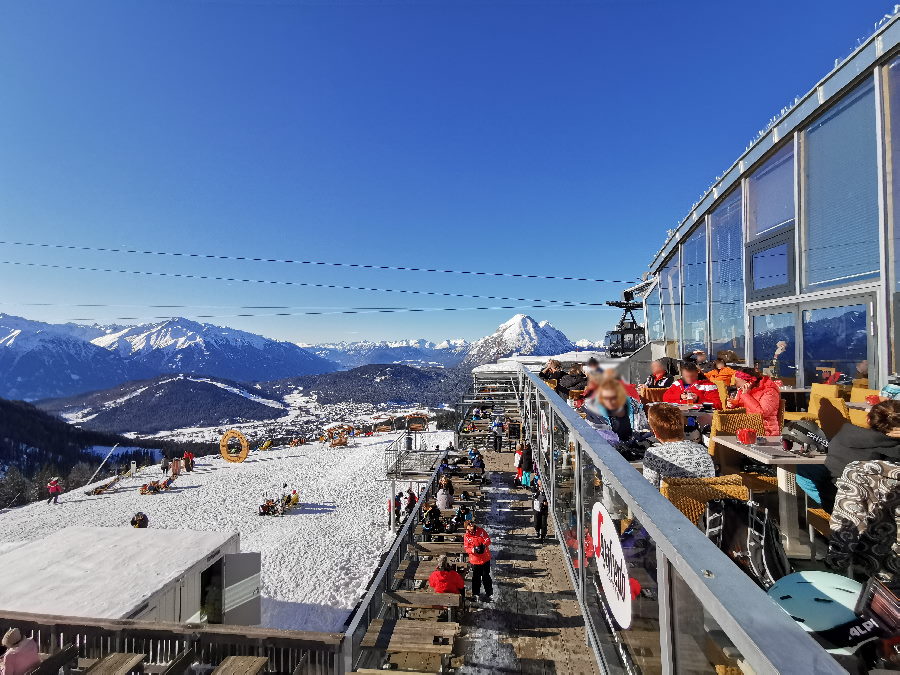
[389, 478, 396, 531]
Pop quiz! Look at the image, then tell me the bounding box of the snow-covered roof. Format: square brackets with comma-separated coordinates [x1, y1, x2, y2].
[471, 351, 615, 374]
[0, 526, 237, 619]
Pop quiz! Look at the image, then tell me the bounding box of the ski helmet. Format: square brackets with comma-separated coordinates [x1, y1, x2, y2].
[767, 571, 879, 655]
[782, 420, 828, 454]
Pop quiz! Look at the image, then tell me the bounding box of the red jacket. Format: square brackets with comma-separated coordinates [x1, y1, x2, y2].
[663, 379, 722, 409]
[463, 526, 492, 565]
[47, 480, 62, 495]
[733, 376, 782, 435]
[428, 569, 465, 594]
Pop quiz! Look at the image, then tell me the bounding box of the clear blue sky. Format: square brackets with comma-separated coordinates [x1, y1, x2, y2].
[0, 0, 890, 344]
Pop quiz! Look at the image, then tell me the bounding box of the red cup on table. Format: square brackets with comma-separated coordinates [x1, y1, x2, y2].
[736, 428, 758, 445]
[866, 395, 881, 406]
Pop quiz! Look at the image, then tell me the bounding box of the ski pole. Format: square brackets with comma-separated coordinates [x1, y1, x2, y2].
[2, 492, 21, 510]
[86, 443, 120, 486]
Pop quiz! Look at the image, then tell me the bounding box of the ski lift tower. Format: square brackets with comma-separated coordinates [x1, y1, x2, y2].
[605, 291, 646, 358]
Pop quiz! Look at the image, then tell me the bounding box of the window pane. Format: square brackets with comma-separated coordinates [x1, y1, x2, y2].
[804, 79, 879, 290]
[646, 286, 664, 341]
[751, 244, 789, 290]
[887, 57, 900, 374]
[753, 313, 797, 385]
[802, 303, 869, 386]
[710, 192, 745, 360]
[660, 253, 681, 346]
[681, 226, 708, 353]
[747, 142, 795, 238]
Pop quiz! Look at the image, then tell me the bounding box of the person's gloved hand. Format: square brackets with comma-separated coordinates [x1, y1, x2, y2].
[473, 544, 485, 555]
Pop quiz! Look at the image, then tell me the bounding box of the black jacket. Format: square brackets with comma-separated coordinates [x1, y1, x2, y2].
[557, 374, 588, 391]
[644, 373, 674, 388]
[539, 368, 564, 381]
[520, 446, 534, 472]
[825, 424, 900, 482]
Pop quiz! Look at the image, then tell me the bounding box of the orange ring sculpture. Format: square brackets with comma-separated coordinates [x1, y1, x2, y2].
[220, 429, 250, 463]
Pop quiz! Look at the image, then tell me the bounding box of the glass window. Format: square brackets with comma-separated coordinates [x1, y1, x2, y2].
[803, 78, 880, 290]
[752, 244, 789, 289]
[681, 225, 708, 353]
[886, 57, 900, 374]
[753, 313, 797, 385]
[645, 286, 664, 341]
[747, 142, 795, 238]
[660, 252, 681, 347]
[802, 303, 870, 386]
[710, 192, 745, 361]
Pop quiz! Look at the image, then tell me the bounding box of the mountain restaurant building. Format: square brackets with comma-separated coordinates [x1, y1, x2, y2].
[638, 13, 900, 390]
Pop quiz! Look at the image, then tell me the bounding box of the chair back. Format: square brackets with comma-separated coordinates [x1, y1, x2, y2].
[568, 389, 585, 400]
[817, 397, 850, 439]
[849, 408, 871, 428]
[850, 387, 880, 403]
[777, 398, 786, 430]
[641, 387, 668, 404]
[810, 383, 840, 399]
[660, 475, 750, 525]
[547, 379, 558, 390]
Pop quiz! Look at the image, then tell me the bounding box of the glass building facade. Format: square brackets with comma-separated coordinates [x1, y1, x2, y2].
[642, 31, 900, 389]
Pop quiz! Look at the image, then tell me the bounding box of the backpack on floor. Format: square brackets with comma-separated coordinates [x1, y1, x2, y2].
[700, 498, 791, 590]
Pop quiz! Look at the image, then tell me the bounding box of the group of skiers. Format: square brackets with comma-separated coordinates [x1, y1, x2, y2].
[160, 451, 195, 477]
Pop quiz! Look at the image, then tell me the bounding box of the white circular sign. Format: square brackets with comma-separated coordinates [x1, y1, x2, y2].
[591, 501, 633, 629]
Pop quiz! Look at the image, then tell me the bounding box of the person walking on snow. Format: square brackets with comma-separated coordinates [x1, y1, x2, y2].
[464, 520, 493, 601]
[46, 477, 62, 505]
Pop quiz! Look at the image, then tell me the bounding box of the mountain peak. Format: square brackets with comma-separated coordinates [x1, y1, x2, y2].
[461, 315, 574, 367]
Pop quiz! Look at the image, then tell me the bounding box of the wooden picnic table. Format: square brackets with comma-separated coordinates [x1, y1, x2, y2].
[713, 435, 825, 558]
[384, 590, 463, 621]
[84, 653, 146, 675]
[415, 525, 463, 540]
[211, 656, 269, 675]
[361, 619, 459, 655]
[395, 559, 467, 583]
[409, 541, 465, 558]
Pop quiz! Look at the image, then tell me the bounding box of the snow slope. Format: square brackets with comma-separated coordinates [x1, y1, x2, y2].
[0, 431, 451, 631]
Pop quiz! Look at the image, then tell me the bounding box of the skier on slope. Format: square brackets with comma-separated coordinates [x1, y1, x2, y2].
[46, 477, 62, 505]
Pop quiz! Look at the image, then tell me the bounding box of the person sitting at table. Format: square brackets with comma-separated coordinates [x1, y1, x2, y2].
[643, 360, 674, 389]
[662, 363, 722, 409]
[705, 358, 736, 387]
[642, 403, 715, 489]
[583, 373, 649, 443]
[538, 359, 564, 382]
[728, 367, 782, 435]
[683, 349, 713, 373]
[428, 555, 466, 596]
[556, 364, 588, 399]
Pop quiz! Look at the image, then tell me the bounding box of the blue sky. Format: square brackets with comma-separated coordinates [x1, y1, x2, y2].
[0, 0, 890, 343]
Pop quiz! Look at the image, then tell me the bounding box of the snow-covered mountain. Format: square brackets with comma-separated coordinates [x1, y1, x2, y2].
[0, 314, 337, 400]
[305, 338, 470, 369]
[461, 314, 576, 367]
[575, 338, 607, 351]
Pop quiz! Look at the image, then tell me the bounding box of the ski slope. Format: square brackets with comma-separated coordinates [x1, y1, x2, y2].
[0, 431, 451, 632]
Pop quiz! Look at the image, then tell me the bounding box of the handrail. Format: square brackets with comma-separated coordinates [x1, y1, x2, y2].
[341, 459, 442, 672]
[520, 369, 843, 675]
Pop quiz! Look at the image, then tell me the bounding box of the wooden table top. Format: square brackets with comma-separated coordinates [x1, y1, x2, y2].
[713, 435, 826, 465]
[847, 401, 872, 411]
[85, 653, 146, 675]
[211, 656, 269, 675]
[361, 619, 459, 654]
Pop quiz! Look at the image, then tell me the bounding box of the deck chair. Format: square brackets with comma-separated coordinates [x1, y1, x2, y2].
[850, 387, 879, 403]
[660, 475, 750, 525]
[713, 380, 728, 408]
[640, 387, 668, 404]
[546, 379, 558, 390]
[817, 397, 850, 439]
[783, 383, 842, 423]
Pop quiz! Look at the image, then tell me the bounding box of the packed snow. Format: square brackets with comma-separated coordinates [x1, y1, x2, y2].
[0, 431, 451, 632]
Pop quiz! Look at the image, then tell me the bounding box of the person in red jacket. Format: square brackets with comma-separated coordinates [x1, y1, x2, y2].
[46, 477, 62, 505]
[427, 555, 466, 596]
[730, 367, 783, 435]
[663, 363, 721, 409]
[463, 520, 493, 601]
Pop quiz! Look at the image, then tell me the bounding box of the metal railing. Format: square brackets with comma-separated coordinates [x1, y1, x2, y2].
[342, 461, 444, 672]
[512, 368, 843, 675]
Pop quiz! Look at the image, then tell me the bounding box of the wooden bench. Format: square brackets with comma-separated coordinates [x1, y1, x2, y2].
[415, 526, 462, 540]
[27, 644, 79, 675]
[84, 653, 146, 675]
[211, 655, 269, 675]
[361, 619, 459, 653]
[395, 560, 467, 583]
[384, 590, 463, 621]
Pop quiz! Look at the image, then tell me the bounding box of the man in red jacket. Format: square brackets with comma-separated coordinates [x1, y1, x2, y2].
[427, 555, 465, 595]
[463, 520, 493, 601]
[663, 363, 721, 409]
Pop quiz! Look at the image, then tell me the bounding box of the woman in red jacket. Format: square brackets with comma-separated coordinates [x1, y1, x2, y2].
[463, 520, 492, 601]
[427, 555, 465, 595]
[730, 367, 782, 436]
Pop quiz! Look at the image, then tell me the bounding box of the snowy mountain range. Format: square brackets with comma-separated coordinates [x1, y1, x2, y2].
[0, 314, 336, 400]
[460, 314, 576, 367]
[1, 313, 601, 401]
